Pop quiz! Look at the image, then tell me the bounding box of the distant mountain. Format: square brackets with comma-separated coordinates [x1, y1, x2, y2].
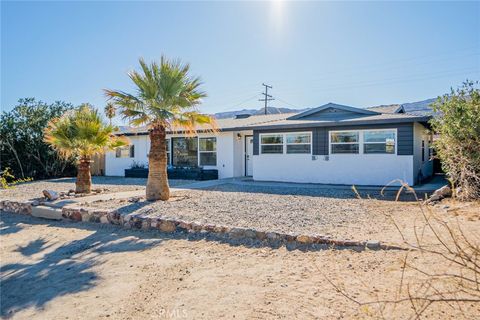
[400, 98, 437, 116]
[214, 106, 309, 119]
[213, 98, 437, 119]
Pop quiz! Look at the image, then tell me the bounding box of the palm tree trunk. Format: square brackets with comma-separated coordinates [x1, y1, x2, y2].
[146, 125, 170, 201]
[76, 157, 92, 193]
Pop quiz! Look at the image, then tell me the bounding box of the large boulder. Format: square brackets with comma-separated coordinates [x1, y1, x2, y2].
[427, 185, 452, 203]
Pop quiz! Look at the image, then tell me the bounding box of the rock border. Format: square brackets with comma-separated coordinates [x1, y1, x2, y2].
[0, 200, 405, 251]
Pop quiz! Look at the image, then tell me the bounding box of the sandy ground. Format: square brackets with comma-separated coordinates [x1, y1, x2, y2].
[1, 211, 479, 320]
[0, 177, 193, 201]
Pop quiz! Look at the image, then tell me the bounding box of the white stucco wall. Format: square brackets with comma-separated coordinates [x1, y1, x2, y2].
[105, 135, 149, 176]
[105, 132, 240, 179]
[203, 132, 234, 179]
[413, 122, 433, 183]
[252, 154, 414, 186]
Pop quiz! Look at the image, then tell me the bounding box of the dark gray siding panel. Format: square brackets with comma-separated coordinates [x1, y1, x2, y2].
[253, 132, 259, 155]
[301, 109, 365, 121]
[313, 127, 328, 155]
[396, 124, 414, 155]
[253, 123, 414, 156]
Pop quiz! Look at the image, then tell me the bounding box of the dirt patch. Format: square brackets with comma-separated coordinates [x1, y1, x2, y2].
[1, 212, 478, 319]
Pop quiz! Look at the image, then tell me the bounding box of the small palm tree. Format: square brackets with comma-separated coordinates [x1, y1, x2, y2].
[44, 104, 128, 193]
[104, 102, 116, 125]
[105, 56, 217, 201]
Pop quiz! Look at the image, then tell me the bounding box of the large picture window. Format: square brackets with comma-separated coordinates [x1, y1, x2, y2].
[330, 131, 359, 154]
[172, 137, 198, 167]
[260, 134, 283, 154]
[199, 137, 217, 166]
[363, 130, 396, 154]
[286, 133, 311, 154]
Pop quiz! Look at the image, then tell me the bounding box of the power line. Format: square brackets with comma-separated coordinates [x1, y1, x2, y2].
[279, 66, 478, 96]
[259, 83, 275, 115]
[224, 94, 261, 110]
[275, 96, 301, 109]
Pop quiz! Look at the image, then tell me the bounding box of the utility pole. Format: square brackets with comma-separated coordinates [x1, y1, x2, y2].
[259, 83, 274, 115]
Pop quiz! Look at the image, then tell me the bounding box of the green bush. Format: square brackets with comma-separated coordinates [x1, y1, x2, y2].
[0, 98, 77, 179]
[0, 167, 33, 189]
[430, 81, 480, 200]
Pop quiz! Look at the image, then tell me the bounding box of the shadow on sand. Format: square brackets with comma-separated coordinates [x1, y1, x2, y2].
[0, 208, 403, 317]
[0, 213, 162, 318]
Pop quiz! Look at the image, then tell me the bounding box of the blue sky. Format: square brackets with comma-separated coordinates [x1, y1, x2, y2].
[2, 1, 479, 120]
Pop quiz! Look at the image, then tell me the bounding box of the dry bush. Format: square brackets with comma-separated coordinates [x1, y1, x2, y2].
[321, 182, 480, 319]
[430, 80, 480, 200]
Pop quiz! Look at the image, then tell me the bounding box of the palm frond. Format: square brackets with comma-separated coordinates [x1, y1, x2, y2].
[170, 111, 218, 136]
[104, 55, 210, 133]
[44, 104, 129, 160]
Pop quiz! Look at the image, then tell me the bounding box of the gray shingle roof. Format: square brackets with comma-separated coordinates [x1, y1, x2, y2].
[116, 103, 430, 135]
[366, 104, 404, 114]
[117, 113, 295, 135]
[247, 112, 430, 130]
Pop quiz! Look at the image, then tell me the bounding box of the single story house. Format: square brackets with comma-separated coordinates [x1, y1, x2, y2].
[106, 103, 433, 186]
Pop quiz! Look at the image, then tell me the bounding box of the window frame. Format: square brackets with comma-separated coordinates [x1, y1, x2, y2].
[116, 145, 135, 158]
[198, 137, 217, 166]
[329, 128, 398, 155]
[285, 132, 312, 154]
[329, 130, 360, 155]
[259, 132, 312, 155]
[259, 133, 284, 154]
[362, 129, 397, 155]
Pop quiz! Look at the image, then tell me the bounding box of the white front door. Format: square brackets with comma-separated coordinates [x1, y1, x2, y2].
[245, 136, 254, 176]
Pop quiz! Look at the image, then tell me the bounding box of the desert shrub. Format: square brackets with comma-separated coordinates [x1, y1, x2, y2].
[322, 183, 480, 318]
[430, 81, 480, 200]
[0, 167, 33, 189]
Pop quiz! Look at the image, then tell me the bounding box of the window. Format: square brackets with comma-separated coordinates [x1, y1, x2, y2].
[260, 134, 283, 154]
[330, 131, 359, 154]
[199, 137, 217, 166]
[172, 137, 198, 167]
[286, 133, 311, 154]
[116, 145, 134, 158]
[166, 138, 171, 166]
[259, 132, 312, 154]
[363, 130, 396, 154]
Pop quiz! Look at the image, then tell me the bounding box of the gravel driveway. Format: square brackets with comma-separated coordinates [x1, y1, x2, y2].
[84, 183, 431, 242]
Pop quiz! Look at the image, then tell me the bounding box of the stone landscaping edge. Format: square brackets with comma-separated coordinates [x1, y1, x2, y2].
[0, 199, 406, 251]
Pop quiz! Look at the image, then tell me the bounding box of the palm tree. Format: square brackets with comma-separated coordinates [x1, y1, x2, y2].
[104, 102, 116, 125]
[105, 56, 217, 201]
[44, 104, 128, 193]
